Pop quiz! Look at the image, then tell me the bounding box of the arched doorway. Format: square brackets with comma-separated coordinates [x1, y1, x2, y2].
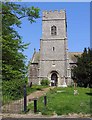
[51, 73, 58, 86]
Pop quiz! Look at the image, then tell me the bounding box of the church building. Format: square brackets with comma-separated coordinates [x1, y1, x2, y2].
[28, 10, 81, 87]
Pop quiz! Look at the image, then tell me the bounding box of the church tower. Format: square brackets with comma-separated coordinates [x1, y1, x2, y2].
[39, 10, 70, 87]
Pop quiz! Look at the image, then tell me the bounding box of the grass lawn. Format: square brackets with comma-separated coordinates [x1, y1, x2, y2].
[28, 87, 91, 115]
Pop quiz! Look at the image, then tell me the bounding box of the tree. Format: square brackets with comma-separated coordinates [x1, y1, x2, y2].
[2, 2, 40, 81]
[72, 48, 92, 88]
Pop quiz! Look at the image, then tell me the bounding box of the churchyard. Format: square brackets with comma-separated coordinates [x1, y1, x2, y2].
[2, 83, 92, 118]
[27, 87, 91, 116]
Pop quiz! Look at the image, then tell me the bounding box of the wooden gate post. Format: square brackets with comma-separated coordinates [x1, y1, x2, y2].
[34, 99, 37, 113]
[44, 95, 47, 107]
[24, 84, 27, 112]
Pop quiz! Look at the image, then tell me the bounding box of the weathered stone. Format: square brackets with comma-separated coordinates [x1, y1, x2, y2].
[28, 10, 82, 87]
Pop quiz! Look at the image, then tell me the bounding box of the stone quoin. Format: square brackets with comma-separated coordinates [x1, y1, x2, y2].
[28, 10, 82, 87]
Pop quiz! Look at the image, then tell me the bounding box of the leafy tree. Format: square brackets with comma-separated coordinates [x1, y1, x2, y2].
[2, 2, 40, 81]
[72, 48, 92, 88]
[2, 2, 40, 102]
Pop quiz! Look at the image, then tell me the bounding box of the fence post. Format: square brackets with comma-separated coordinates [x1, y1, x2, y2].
[34, 99, 37, 113]
[24, 84, 27, 112]
[44, 95, 47, 107]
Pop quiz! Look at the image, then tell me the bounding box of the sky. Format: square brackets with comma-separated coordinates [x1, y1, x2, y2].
[16, 2, 90, 64]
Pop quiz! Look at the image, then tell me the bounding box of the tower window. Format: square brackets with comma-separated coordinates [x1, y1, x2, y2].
[53, 47, 55, 51]
[51, 26, 57, 35]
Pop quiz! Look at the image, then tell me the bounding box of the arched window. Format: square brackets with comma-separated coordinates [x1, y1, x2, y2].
[51, 26, 57, 35]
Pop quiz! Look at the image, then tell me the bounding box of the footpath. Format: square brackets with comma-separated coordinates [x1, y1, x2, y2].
[1, 87, 55, 118]
[27, 87, 54, 103]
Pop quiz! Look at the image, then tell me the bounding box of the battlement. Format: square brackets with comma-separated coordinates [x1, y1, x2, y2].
[43, 10, 65, 14]
[42, 10, 66, 20]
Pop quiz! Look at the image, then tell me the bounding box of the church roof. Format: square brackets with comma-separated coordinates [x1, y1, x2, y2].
[31, 51, 82, 64]
[31, 52, 40, 64]
[68, 52, 82, 63]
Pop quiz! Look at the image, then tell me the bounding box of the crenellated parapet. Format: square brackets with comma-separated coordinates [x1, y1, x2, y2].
[42, 10, 66, 20]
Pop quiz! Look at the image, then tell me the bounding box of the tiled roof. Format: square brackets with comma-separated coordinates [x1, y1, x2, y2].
[68, 52, 82, 63]
[31, 51, 82, 64]
[31, 52, 40, 63]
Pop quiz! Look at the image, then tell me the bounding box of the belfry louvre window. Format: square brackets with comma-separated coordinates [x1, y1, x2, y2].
[51, 26, 57, 35]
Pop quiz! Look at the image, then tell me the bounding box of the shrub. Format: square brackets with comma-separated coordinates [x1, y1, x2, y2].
[2, 79, 25, 101]
[41, 79, 50, 86]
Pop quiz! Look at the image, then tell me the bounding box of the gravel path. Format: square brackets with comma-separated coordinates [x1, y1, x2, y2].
[1, 113, 91, 119]
[27, 87, 54, 103]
